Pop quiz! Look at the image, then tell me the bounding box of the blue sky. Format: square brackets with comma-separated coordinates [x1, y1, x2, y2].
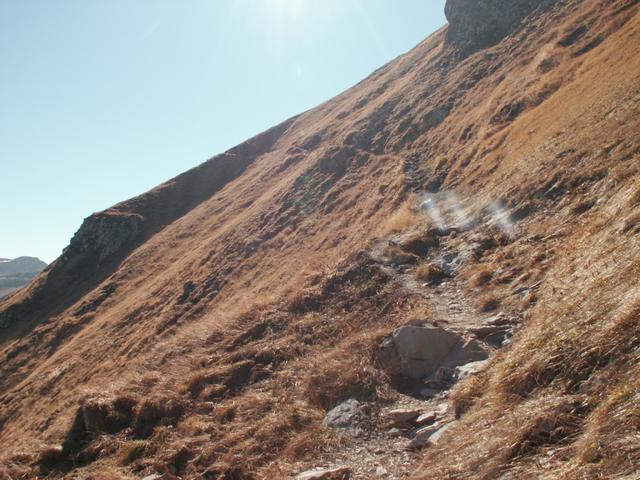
[0, 1, 446, 263]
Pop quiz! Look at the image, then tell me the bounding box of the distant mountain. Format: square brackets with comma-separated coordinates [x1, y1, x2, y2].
[0, 257, 47, 299]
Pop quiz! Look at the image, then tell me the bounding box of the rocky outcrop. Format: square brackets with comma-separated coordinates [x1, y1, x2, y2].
[62, 212, 143, 265]
[444, 0, 559, 57]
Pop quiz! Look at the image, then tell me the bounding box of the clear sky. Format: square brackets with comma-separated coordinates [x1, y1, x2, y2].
[0, 0, 446, 263]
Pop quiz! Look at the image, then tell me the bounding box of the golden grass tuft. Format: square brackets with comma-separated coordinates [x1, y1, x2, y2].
[304, 352, 381, 410]
[629, 184, 640, 207]
[120, 440, 149, 465]
[379, 198, 419, 235]
[415, 263, 447, 284]
[477, 293, 500, 312]
[469, 267, 494, 287]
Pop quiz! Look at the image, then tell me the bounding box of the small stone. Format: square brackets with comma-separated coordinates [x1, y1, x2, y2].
[408, 422, 445, 449]
[323, 399, 365, 430]
[386, 408, 422, 425]
[388, 427, 403, 437]
[375, 465, 388, 477]
[142, 475, 163, 480]
[415, 411, 437, 425]
[295, 467, 352, 480]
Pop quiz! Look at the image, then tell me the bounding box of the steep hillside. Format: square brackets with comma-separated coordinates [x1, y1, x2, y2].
[1, 0, 639, 478]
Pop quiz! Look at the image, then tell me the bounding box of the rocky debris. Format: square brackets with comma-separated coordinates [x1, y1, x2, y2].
[377, 324, 459, 380]
[463, 338, 489, 358]
[295, 467, 352, 479]
[444, 0, 559, 57]
[470, 313, 520, 346]
[376, 323, 489, 386]
[439, 245, 478, 276]
[454, 360, 489, 382]
[374, 465, 388, 477]
[323, 399, 367, 433]
[380, 400, 452, 450]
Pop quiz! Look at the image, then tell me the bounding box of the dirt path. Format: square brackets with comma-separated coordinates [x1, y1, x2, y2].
[369, 233, 492, 331]
[298, 233, 494, 479]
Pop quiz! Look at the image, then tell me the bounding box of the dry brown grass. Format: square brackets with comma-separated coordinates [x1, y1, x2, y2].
[303, 351, 382, 410]
[415, 226, 640, 480]
[415, 263, 447, 285]
[384, 244, 419, 266]
[629, 184, 640, 207]
[1, 1, 639, 479]
[120, 440, 149, 465]
[476, 293, 500, 312]
[469, 267, 494, 287]
[379, 198, 419, 235]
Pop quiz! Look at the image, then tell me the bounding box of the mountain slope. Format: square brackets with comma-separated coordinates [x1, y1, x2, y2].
[1, 0, 639, 478]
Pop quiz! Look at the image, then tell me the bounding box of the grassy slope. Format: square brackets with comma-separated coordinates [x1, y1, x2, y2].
[0, 0, 638, 478]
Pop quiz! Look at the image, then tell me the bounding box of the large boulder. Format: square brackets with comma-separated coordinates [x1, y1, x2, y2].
[377, 323, 489, 383]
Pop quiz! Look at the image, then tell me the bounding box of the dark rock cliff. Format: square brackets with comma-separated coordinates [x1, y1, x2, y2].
[444, 0, 559, 57]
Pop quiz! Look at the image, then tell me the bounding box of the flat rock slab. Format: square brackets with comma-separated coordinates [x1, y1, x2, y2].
[386, 408, 422, 425]
[429, 421, 457, 445]
[409, 421, 457, 449]
[415, 411, 437, 425]
[454, 360, 489, 381]
[409, 422, 447, 449]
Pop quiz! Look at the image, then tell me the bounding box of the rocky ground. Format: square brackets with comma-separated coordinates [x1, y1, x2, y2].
[294, 208, 522, 479]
